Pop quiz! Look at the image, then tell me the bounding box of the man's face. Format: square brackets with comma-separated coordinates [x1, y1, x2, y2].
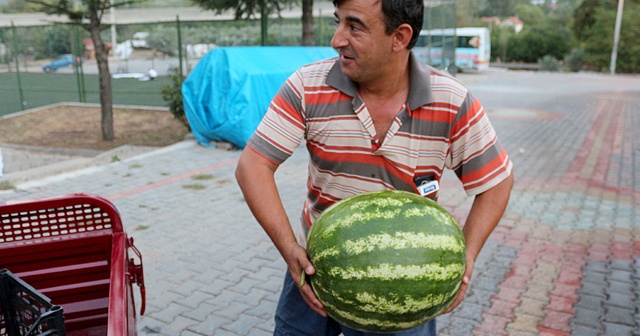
[331, 0, 396, 84]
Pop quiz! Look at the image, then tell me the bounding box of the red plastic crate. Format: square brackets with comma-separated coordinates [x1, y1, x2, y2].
[0, 194, 144, 336]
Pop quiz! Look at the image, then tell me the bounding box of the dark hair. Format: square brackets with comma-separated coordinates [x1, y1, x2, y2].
[332, 0, 424, 49]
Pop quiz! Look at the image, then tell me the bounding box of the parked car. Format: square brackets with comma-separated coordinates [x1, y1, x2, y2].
[42, 54, 78, 73]
[131, 32, 149, 48]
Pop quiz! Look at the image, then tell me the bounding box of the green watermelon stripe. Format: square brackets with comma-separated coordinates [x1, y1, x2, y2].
[401, 206, 455, 225]
[353, 284, 461, 314]
[328, 303, 432, 331]
[349, 196, 409, 211]
[312, 246, 341, 260]
[310, 277, 346, 306]
[315, 283, 460, 316]
[342, 232, 464, 256]
[319, 209, 403, 239]
[328, 263, 464, 281]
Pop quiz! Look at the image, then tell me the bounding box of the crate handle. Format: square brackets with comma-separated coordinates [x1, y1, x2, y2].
[24, 305, 64, 336]
[127, 237, 146, 316]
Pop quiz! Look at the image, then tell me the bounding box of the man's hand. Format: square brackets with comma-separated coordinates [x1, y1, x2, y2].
[443, 255, 475, 314]
[283, 241, 326, 317]
[236, 148, 325, 316]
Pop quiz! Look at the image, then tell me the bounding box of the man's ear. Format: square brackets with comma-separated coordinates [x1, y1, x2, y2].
[393, 23, 414, 51]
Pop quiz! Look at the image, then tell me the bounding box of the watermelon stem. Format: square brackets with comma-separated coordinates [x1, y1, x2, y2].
[299, 270, 306, 288]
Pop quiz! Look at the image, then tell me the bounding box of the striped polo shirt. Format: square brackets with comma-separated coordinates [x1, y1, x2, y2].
[247, 52, 513, 245]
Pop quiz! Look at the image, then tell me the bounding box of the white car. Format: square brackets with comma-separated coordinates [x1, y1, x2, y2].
[131, 32, 149, 48]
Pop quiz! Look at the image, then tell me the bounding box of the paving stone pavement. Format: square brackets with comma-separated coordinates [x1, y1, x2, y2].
[1, 70, 639, 336]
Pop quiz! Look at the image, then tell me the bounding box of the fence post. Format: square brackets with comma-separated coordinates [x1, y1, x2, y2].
[77, 28, 86, 103]
[260, 1, 268, 46]
[318, 9, 324, 45]
[176, 15, 183, 80]
[439, 7, 446, 71]
[450, 0, 457, 76]
[72, 25, 86, 103]
[3, 27, 12, 72]
[11, 22, 25, 111]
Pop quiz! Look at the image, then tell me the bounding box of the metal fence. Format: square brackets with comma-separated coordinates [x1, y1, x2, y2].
[0, 14, 340, 116]
[424, 0, 458, 73]
[0, 1, 456, 116]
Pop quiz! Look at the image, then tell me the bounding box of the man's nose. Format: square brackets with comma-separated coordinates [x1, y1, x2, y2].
[331, 25, 347, 49]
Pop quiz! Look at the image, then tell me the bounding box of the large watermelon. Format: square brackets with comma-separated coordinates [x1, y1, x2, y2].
[306, 190, 466, 332]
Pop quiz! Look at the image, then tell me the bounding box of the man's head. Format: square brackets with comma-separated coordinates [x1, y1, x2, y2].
[332, 0, 423, 49]
[331, 0, 423, 84]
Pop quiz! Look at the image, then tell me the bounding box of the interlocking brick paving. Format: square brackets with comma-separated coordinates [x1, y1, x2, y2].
[2, 71, 638, 335]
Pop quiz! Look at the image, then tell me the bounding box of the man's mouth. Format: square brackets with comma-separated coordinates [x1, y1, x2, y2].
[340, 53, 355, 61]
[335, 47, 355, 62]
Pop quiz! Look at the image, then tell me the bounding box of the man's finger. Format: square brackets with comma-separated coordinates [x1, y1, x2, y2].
[443, 276, 470, 314]
[299, 284, 326, 317]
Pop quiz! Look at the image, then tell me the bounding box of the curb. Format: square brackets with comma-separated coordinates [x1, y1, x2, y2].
[0, 140, 197, 189]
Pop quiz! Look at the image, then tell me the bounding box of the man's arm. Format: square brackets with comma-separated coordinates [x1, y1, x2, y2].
[235, 147, 326, 316]
[443, 172, 514, 313]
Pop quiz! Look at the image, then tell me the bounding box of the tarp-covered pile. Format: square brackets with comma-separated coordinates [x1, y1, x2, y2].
[182, 46, 337, 149]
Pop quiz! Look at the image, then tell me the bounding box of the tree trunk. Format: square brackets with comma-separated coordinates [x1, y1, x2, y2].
[301, 0, 315, 46]
[87, 10, 114, 141]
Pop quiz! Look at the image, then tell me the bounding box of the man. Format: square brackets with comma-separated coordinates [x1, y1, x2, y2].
[235, 0, 514, 334]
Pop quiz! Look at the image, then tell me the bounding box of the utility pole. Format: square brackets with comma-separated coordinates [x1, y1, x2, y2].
[609, 0, 624, 75]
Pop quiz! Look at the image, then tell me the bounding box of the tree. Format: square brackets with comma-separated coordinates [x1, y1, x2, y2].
[514, 4, 545, 26]
[35, 25, 73, 59]
[507, 25, 574, 62]
[0, 0, 41, 13]
[28, 0, 137, 141]
[190, 0, 303, 46]
[490, 26, 516, 62]
[191, 0, 294, 18]
[577, 0, 640, 73]
[572, 0, 611, 41]
[456, 0, 489, 27]
[301, 0, 314, 46]
[480, 0, 526, 17]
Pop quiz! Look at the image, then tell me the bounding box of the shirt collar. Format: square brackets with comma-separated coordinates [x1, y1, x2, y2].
[326, 51, 434, 111]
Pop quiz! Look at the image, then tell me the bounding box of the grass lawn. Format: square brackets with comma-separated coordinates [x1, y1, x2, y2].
[0, 72, 172, 117]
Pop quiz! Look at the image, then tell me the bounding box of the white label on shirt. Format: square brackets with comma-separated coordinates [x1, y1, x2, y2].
[417, 180, 440, 198]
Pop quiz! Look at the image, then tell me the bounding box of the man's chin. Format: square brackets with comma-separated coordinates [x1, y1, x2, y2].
[339, 61, 359, 80]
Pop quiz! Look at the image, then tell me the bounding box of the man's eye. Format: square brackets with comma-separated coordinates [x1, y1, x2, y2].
[333, 19, 339, 26]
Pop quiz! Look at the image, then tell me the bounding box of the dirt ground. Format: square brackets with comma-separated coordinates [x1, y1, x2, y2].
[0, 105, 189, 151]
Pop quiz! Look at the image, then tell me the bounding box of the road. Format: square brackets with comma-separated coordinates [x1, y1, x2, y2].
[13, 53, 192, 77]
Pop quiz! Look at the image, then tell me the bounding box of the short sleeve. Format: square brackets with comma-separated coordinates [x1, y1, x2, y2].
[447, 93, 513, 195]
[246, 71, 307, 165]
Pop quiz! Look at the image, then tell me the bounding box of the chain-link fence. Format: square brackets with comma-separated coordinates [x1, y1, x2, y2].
[0, 1, 456, 116]
[419, 0, 458, 73]
[0, 14, 338, 116]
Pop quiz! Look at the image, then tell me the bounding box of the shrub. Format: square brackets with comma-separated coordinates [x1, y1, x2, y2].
[507, 25, 574, 63]
[564, 48, 585, 72]
[161, 67, 191, 131]
[538, 55, 559, 71]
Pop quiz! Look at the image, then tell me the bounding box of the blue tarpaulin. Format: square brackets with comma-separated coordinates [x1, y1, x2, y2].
[182, 46, 337, 149]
